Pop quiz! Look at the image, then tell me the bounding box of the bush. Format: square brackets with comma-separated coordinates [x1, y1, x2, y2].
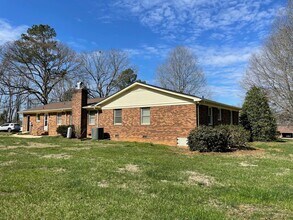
[188, 125, 249, 152]
[227, 125, 250, 148]
[56, 125, 73, 137]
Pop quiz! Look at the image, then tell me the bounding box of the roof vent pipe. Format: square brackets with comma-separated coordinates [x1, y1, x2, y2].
[77, 82, 84, 89]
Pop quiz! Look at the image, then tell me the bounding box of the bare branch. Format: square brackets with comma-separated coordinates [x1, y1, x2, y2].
[156, 46, 208, 96]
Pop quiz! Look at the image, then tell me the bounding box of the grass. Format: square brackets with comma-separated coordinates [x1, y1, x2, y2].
[0, 134, 292, 219]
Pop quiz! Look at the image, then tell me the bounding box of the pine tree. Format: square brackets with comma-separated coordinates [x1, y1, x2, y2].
[240, 87, 277, 141]
[114, 68, 137, 91]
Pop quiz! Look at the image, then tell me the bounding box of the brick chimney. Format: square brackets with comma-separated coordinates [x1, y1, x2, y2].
[72, 82, 88, 138]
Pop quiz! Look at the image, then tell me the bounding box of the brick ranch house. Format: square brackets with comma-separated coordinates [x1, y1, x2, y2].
[278, 125, 293, 138]
[20, 82, 241, 146]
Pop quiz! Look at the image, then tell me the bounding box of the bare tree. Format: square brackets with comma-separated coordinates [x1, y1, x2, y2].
[0, 24, 81, 105]
[156, 46, 207, 96]
[50, 79, 76, 102]
[243, 1, 293, 123]
[81, 49, 132, 98]
[0, 60, 25, 123]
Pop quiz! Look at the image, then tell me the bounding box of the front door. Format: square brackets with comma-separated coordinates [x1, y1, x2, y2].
[44, 114, 48, 131]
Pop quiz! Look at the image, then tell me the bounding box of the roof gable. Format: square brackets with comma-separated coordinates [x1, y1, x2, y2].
[96, 83, 200, 109]
[95, 82, 201, 109]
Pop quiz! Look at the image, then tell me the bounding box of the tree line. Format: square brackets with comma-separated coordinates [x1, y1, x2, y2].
[1, 0, 292, 126]
[243, 0, 293, 124]
[0, 25, 207, 124]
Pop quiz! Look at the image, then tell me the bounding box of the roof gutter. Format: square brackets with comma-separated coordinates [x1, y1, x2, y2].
[19, 108, 72, 114]
[199, 99, 241, 111]
[83, 105, 101, 110]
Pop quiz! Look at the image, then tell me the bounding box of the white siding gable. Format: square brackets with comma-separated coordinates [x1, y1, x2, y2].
[101, 86, 194, 109]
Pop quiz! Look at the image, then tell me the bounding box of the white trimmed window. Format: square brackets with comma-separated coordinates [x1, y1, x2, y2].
[218, 108, 222, 121]
[114, 109, 122, 125]
[36, 114, 40, 122]
[141, 107, 150, 125]
[208, 107, 213, 125]
[57, 113, 62, 125]
[88, 111, 96, 125]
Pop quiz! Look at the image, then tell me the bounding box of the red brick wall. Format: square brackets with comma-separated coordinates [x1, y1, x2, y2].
[48, 113, 58, 136]
[23, 112, 71, 136]
[22, 115, 28, 132]
[98, 104, 197, 146]
[72, 89, 88, 138]
[48, 112, 71, 135]
[23, 114, 44, 135]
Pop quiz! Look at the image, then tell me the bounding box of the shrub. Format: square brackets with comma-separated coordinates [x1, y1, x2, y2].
[226, 125, 250, 149]
[56, 125, 73, 137]
[188, 125, 249, 152]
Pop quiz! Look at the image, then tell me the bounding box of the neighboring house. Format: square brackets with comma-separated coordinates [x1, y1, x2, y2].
[278, 125, 293, 138]
[20, 82, 241, 146]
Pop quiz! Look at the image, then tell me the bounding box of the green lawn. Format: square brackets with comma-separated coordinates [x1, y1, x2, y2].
[0, 133, 292, 219]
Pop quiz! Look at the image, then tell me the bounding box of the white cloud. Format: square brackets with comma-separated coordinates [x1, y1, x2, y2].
[124, 44, 169, 59]
[108, 0, 285, 105]
[0, 19, 27, 45]
[114, 0, 283, 42]
[192, 45, 259, 66]
[125, 43, 258, 67]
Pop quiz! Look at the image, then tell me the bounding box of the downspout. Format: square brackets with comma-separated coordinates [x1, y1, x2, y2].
[94, 105, 99, 127]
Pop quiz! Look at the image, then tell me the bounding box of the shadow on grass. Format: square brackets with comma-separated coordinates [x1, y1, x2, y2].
[274, 138, 287, 142]
[189, 145, 257, 153]
[235, 146, 257, 151]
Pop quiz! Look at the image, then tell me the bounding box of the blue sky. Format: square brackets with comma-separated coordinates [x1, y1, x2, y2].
[0, 0, 286, 106]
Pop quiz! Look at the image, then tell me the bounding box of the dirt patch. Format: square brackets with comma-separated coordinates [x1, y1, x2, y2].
[63, 147, 91, 151]
[276, 168, 290, 176]
[0, 142, 58, 150]
[39, 167, 66, 172]
[0, 160, 17, 166]
[208, 199, 291, 219]
[97, 180, 109, 188]
[228, 204, 261, 219]
[173, 146, 264, 157]
[0, 191, 22, 197]
[208, 199, 226, 209]
[118, 164, 140, 173]
[27, 142, 58, 149]
[184, 171, 215, 187]
[11, 134, 42, 139]
[7, 152, 17, 156]
[239, 161, 258, 167]
[42, 153, 71, 159]
[117, 183, 128, 189]
[228, 204, 291, 219]
[0, 146, 20, 150]
[54, 168, 66, 172]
